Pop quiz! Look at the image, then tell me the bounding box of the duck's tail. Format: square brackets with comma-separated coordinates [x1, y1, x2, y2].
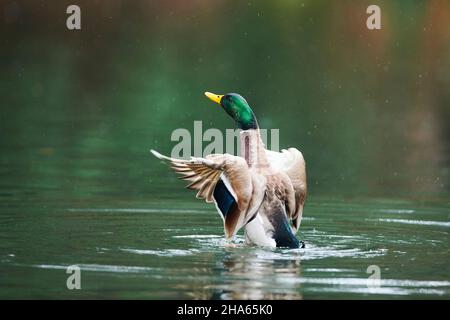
[269, 203, 300, 249]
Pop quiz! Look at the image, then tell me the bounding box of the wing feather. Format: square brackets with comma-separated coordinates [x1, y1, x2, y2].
[266, 148, 307, 232]
[151, 149, 263, 238]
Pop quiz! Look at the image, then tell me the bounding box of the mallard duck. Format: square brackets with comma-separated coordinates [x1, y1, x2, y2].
[151, 92, 307, 248]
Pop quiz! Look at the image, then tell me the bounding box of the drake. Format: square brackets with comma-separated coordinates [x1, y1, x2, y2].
[151, 92, 307, 248]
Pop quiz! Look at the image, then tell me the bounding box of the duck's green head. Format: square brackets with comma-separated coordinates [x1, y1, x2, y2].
[205, 92, 258, 130]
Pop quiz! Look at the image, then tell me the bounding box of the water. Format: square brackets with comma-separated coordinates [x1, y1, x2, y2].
[1, 195, 448, 299]
[0, 1, 449, 299]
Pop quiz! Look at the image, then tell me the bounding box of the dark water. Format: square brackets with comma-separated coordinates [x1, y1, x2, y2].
[1, 194, 449, 299]
[0, 1, 449, 299]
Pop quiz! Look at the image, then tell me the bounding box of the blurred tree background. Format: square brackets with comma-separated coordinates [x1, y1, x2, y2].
[0, 0, 448, 204]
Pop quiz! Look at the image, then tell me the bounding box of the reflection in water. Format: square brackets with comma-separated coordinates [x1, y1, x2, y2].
[213, 248, 303, 300]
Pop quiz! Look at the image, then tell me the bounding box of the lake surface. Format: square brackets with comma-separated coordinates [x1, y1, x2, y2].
[1, 191, 448, 299]
[0, 1, 449, 299]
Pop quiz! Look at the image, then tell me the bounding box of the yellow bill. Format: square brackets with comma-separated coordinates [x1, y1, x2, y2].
[204, 92, 223, 105]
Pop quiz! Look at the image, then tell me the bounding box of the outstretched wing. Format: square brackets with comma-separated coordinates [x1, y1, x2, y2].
[151, 150, 263, 238]
[266, 148, 307, 232]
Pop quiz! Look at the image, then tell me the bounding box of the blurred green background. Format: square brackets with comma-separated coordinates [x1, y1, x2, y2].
[1, 0, 449, 201]
[0, 0, 449, 300]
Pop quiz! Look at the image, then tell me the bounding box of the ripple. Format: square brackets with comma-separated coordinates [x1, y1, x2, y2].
[376, 209, 415, 214]
[33, 263, 157, 273]
[67, 208, 210, 214]
[279, 277, 450, 288]
[252, 245, 387, 261]
[173, 235, 222, 239]
[306, 268, 356, 272]
[120, 248, 200, 257]
[306, 286, 448, 296]
[368, 218, 450, 227]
